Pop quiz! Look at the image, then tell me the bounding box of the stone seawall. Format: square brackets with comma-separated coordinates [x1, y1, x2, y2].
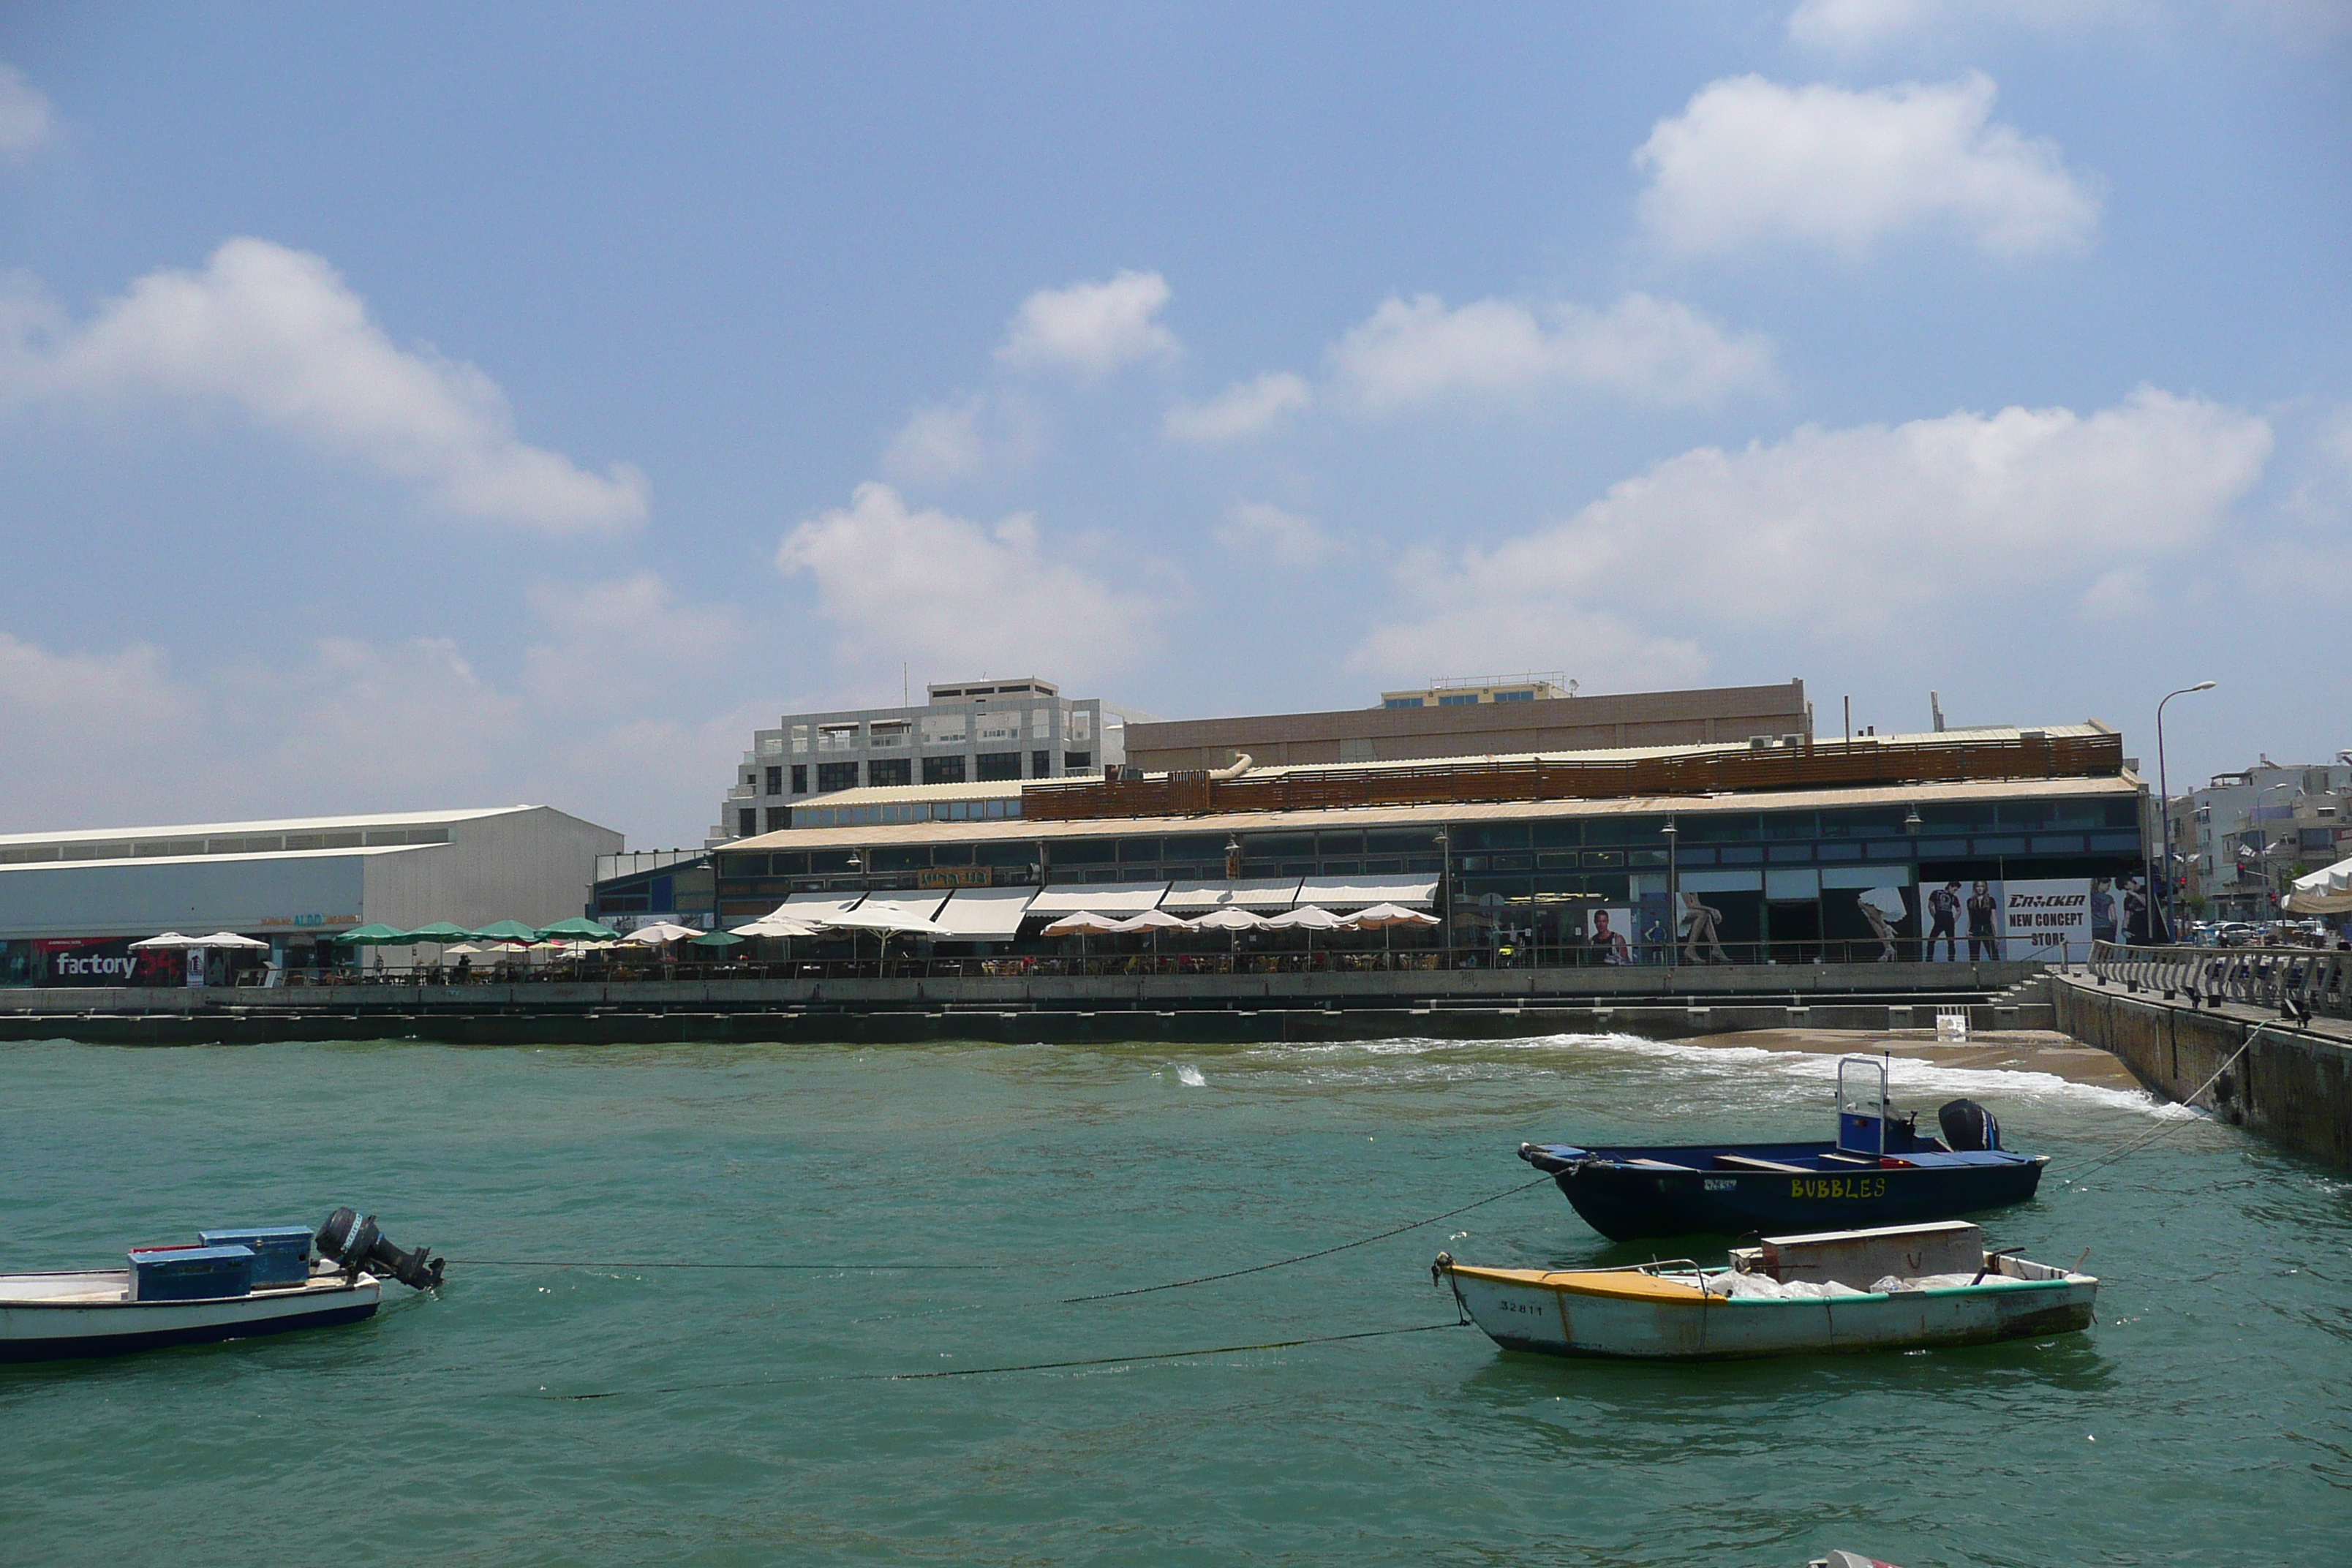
[2051, 971, 2352, 1170]
[0, 961, 2052, 1048]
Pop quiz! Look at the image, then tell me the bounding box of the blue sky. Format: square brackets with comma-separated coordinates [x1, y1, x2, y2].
[2, 2, 2347, 845]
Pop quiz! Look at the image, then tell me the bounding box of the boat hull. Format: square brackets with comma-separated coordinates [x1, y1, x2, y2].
[1539, 1150, 2047, 1242]
[0, 1271, 381, 1363]
[1444, 1266, 2095, 1361]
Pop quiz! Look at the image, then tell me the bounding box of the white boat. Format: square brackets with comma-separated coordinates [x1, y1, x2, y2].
[0, 1207, 441, 1364]
[1434, 1221, 2096, 1361]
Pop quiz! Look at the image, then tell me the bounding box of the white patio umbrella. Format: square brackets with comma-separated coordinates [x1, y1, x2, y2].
[622, 921, 702, 945]
[730, 915, 820, 938]
[192, 931, 271, 949]
[1266, 903, 1344, 963]
[1110, 908, 1194, 964]
[1339, 901, 1440, 956]
[128, 931, 202, 949]
[2286, 853, 2352, 916]
[1190, 905, 1267, 962]
[1041, 909, 1120, 964]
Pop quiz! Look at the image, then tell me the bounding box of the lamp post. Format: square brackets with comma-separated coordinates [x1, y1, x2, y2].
[1661, 819, 1678, 971]
[1433, 826, 1451, 968]
[2152, 681, 2217, 943]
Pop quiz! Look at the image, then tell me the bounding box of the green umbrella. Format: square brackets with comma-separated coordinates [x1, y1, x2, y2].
[472, 919, 540, 943]
[689, 930, 745, 948]
[538, 916, 622, 941]
[338, 923, 410, 944]
[402, 920, 473, 943]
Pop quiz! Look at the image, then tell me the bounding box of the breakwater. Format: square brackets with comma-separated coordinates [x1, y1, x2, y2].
[0, 960, 2051, 1046]
[2050, 968, 2352, 1169]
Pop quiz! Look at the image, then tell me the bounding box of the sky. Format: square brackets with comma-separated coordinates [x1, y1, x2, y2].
[1, 1, 2347, 847]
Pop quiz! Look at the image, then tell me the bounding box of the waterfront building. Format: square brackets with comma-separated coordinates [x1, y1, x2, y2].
[708, 676, 1145, 846]
[0, 806, 622, 985]
[589, 849, 715, 932]
[711, 723, 2145, 963]
[1122, 679, 1813, 772]
[2167, 757, 2352, 919]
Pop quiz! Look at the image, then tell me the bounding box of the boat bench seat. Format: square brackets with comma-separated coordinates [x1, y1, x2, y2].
[1712, 1154, 1809, 1174]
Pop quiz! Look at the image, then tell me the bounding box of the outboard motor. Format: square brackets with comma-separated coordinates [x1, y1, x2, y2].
[316, 1207, 445, 1291]
[1937, 1098, 2002, 1153]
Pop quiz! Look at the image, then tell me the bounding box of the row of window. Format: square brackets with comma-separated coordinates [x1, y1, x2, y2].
[743, 751, 1093, 802]
[0, 826, 452, 864]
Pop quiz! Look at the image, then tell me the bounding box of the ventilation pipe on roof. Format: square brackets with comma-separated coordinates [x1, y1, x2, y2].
[1208, 753, 1254, 781]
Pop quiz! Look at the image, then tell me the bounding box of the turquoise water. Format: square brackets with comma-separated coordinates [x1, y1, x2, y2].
[3, 1033, 2345, 1567]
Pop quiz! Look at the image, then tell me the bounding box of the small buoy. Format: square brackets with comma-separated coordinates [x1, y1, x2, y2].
[2087, 1434, 2096, 1443]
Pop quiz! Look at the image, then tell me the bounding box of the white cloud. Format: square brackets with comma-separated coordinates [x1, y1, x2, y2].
[776, 483, 1161, 675]
[1164, 372, 1312, 443]
[996, 269, 1180, 380]
[0, 238, 647, 532]
[1787, 0, 2144, 53]
[523, 573, 739, 708]
[1360, 388, 2269, 668]
[1635, 74, 2100, 260]
[1215, 501, 1341, 568]
[0, 64, 56, 159]
[880, 391, 1044, 482]
[1330, 292, 1774, 412]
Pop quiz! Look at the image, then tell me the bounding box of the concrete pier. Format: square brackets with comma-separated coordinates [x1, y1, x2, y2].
[2051, 970, 2352, 1169]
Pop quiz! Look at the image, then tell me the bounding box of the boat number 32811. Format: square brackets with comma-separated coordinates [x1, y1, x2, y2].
[1790, 1176, 1888, 1200]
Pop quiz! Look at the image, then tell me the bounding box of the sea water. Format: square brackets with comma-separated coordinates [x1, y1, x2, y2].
[2, 1034, 2345, 1567]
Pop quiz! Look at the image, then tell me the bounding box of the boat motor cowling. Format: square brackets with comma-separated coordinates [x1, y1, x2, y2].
[1937, 1098, 2002, 1153]
[316, 1207, 445, 1291]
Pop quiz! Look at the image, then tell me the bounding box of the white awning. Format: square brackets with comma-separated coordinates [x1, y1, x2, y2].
[932, 886, 1039, 938]
[1026, 882, 1169, 914]
[774, 892, 866, 921]
[1161, 877, 1301, 911]
[1291, 877, 1437, 911]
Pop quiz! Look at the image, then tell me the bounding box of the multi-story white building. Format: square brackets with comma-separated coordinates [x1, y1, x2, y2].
[2166, 755, 2352, 919]
[709, 678, 1142, 845]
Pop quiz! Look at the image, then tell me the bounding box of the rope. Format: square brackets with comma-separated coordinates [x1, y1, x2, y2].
[2064, 1024, 2269, 1186]
[1056, 1174, 1556, 1305]
[545, 1321, 1468, 1400]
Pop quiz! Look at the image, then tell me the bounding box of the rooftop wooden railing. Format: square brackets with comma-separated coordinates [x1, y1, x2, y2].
[1022, 731, 2125, 823]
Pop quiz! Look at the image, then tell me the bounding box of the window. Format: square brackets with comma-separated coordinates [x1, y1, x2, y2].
[977, 752, 1022, 781]
[816, 724, 859, 753]
[872, 847, 930, 872]
[1064, 751, 1090, 772]
[977, 712, 1021, 744]
[817, 761, 860, 793]
[764, 766, 783, 796]
[1384, 697, 1425, 709]
[1032, 709, 1053, 738]
[1068, 709, 1093, 742]
[1054, 840, 1117, 865]
[736, 809, 757, 838]
[924, 755, 967, 785]
[1117, 837, 1161, 862]
[868, 723, 909, 750]
[764, 807, 789, 832]
[1494, 690, 1534, 702]
[790, 724, 810, 755]
[790, 764, 807, 794]
[1033, 750, 1052, 777]
[868, 758, 911, 788]
[1437, 693, 1479, 706]
[921, 712, 968, 745]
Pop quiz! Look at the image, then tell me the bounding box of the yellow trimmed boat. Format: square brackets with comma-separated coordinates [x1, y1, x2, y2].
[1434, 1221, 2095, 1361]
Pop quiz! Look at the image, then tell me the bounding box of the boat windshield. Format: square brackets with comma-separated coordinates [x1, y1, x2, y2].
[1835, 1055, 1891, 1155]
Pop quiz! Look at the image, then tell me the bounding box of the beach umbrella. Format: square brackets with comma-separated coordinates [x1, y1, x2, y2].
[1186, 905, 1266, 963]
[730, 916, 818, 939]
[690, 930, 745, 948]
[1041, 908, 1120, 965]
[1110, 907, 1193, 965]
[538, 916, 622, 941]
[621, 921, 701, 945]
[441, 943, 486, 957]
[1338, 901, 1439, 957]
[403, 921, 473, 943]
[128, 931, 202, 949]
[1267, 903, 1344, 964]
[192, 931, 271, 950]
[471, 919, 540, 943]
[337, 923, 410, 945]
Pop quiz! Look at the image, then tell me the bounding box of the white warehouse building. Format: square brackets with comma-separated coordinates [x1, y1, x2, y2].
[0, 806, 622, 986]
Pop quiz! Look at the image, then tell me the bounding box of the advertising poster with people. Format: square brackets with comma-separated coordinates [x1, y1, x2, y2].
[1852, 883, 1913, 962]
[1586, 907, 1633, 965]
[1919, 879, 2009, 961]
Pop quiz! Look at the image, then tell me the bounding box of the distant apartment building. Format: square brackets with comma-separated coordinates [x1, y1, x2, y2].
[1123, 679, 1814, 773]
[2166, 755, 2352, 919]
[709, 678, 1139, 845]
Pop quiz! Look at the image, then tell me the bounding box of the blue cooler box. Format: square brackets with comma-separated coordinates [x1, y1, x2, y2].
[129, 1244, 255, 1302]
[199, 1226, 314, 1289]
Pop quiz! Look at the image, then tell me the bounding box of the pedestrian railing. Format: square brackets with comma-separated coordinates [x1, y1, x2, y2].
[2088, 941, 2351, 1021]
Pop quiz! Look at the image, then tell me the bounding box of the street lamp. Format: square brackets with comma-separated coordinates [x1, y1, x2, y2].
[2153, 681, 2217, 942]
[1433, 827, 1451, 968]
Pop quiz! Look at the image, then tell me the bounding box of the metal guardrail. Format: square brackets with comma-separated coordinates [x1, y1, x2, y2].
[2088, 941, 2351, 1022]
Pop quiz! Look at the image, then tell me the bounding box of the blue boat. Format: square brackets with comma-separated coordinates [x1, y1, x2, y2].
[1520, 1056, 2047, 1242]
